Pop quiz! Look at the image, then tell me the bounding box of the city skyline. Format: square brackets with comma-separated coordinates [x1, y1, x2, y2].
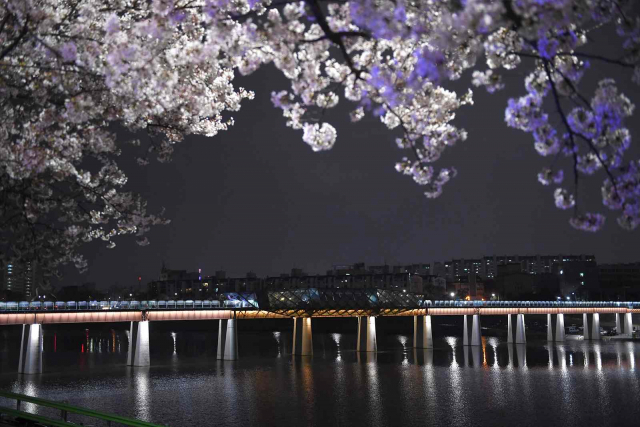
[53, 250, 637, 290]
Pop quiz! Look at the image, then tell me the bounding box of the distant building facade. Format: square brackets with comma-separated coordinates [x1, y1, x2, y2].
[0, 260, 42, 299]
[599, 263, 640, 300]
[142, 255, 617, 301]
[447, 273, 485, 300]
[434, 254, 598, 300]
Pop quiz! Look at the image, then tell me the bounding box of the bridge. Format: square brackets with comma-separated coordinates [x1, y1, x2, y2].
[1, 289, 639, 374]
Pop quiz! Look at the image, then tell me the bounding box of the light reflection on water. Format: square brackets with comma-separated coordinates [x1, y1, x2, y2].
[132, 367, 151, 421]
[1, 327, 640, 426]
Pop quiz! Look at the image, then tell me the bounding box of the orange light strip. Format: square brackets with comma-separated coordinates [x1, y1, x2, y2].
[0, 311, 142, 325]
[1, 307, 638, 324]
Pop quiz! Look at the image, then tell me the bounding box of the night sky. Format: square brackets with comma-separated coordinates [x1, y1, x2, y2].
[56, 28, 640, 290]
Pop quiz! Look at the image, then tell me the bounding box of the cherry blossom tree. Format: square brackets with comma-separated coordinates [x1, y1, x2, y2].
[1, 0, 639, 276]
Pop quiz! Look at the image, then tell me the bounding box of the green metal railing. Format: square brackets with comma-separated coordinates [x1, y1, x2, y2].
[0, 391, 162, 426]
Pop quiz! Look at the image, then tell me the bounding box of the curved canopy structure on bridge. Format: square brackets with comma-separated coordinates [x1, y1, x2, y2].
[256, 288, 428, 317]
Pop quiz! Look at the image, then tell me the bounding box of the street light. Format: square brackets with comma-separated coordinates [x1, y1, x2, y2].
[450, 292, 455, 298]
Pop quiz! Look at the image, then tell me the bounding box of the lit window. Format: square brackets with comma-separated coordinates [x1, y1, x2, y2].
[579, 272, 584, 277]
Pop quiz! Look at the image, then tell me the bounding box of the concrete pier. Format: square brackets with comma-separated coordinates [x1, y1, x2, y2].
[615, 313, 622, 335]
[591, 313, 600, 341]
[413, 315, 433, 349]
[471, 314, 482, 346]
[507, 315, 514, 343]
[515, 314, 526, 344]
[292, 317, 313, 356]
[18, 324, 43, 374]
[555, 314, 566, 342]
[547, 314, 553, 341]
[583, 313, 591, 340]
[463, 315, 469, 346]
[624, 313, 633, 336]
[127, 321, 150, 367]
[357, 316, 377, 352]
[217, 319, 238, 360]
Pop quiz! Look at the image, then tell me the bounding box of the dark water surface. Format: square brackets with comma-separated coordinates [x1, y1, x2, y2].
[1, 318, 639, 427]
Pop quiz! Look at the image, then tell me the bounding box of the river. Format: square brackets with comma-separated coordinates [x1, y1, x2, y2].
[1, 318, 639, 426]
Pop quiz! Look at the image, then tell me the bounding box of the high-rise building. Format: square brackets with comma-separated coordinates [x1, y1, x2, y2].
[0, 260, 41, 299]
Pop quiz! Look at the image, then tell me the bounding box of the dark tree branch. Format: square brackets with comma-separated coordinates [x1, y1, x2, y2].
[542, 59, 580, 214]
[556, 51, 635, 68]
[304, 0, 365, 77]
[0, 16, 29, 60]
[300, 31, 370, 44]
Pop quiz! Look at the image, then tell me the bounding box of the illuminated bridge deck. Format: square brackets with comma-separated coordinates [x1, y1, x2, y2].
[1, 289, 640, 324]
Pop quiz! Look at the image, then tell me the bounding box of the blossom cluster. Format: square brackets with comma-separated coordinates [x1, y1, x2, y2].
[1, 0, 639, 278]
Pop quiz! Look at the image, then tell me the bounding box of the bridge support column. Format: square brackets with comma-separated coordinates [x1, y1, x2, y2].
[18, 324, 42, 374]
[507, 315, 514, 343]
[547, 314, 553, 341]
[624, 313, 633, 336]
[292, 318, 313, 356]
[615, 313, 622, 335]
[413, 315, 433, 349]
[582, 314, 591, 340]
[357, 316, 377, 352]
[463, 315, 469, 346]
[127, 321, 150, 367]
[217, 319, 238, 360]
[555, 314, 565, 342]
[515, 314, 526, 344]
[591, 313, 600, 340]
[471, 314, 482, 346]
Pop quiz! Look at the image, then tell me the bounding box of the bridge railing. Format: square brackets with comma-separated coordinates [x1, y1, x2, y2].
[0, 294, 259, 312]
[428, 300, 639, 309]
[0, 391, 161, 426]
[1, 297, 639, 312]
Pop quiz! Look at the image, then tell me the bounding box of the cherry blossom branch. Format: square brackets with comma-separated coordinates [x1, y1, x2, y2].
[555, 52, 636, 68]
[542, 59, 580, 214]
[304, 0, 364, 76]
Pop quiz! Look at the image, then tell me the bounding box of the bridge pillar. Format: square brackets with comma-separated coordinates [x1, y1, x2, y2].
[413, 315, 433, 349]
[615, 313, 622, 335]
[463, 315, 469, 346]
[507, 315, 514, 343]
[624, 313, 633, 336]
[18, 324, 43, 374]
[471, 314, 482, 346]
[292, 318, 313, 356]
[555, 314, 565, 342]
[582, 314, 591, 340]
[515, 314, 526, 344]
[591, 313, 600, 340]
[127, 321, 150, 367]
[357, 316, 377, 352]
[217, 319, 239, 360]
[547, 314, 553, 341]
